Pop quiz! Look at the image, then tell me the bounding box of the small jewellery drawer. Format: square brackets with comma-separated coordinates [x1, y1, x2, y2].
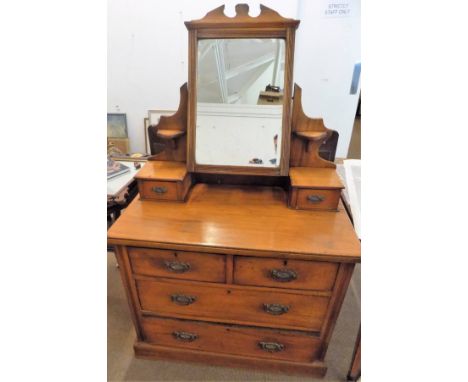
[128, 247, 226, 283]
[234, 257, 338, 291]
[136, 278, 329, 331]
[293, 189, 341, 211]
[140, 316, 321, 363]
[138, 180, 179, 201]
[288, 167, 344, 211]
[135, 161, 191, 202]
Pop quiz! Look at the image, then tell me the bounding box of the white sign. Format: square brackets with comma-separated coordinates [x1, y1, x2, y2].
[324, 1, 352, 18]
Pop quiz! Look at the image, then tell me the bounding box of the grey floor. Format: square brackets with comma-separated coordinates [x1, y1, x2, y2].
[108, 251, 360, 382]
[347, 117, 361, 160]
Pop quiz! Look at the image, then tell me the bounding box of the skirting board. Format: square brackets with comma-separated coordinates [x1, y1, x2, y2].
[134, 341, 328, 377]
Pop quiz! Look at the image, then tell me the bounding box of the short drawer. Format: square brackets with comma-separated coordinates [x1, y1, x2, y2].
[140, 316, 321, 363]
[138, 180, 179, 201]
[136, 278, 329, 332]
[291, 188, 341, 211]
[234, 257, 338, 291]
[128, 247, 226, 283]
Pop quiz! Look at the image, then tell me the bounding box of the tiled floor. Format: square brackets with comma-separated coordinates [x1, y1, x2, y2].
[108, 252, 360, 381]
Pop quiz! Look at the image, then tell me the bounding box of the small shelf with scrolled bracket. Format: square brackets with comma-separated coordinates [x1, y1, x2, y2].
[156, 129, 186, 149]
[147, 83, 188, 161]
[290, 84, 336, 169]
[294, 130, 330, 152]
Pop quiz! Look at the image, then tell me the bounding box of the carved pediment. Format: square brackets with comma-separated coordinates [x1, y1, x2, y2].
[185, 4, 300, 30]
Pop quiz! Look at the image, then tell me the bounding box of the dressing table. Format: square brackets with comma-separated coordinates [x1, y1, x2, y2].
[108, 4, 360, 377]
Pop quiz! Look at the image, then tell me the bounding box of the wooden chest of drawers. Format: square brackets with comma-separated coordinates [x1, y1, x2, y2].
[108, 184, 360, 377]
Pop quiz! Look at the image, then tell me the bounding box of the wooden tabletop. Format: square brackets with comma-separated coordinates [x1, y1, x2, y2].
[108, 183, 360, 262]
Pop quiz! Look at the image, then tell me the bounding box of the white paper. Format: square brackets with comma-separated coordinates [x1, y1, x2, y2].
[107, 161, 140, 197]
[343, 159, 361, 239]
[323, 0, 352, 18]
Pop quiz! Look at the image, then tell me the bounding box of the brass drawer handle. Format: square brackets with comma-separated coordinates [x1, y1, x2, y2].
[270, 268, 297, 282]
[258, 341, 285, 353]
[172, 331, 198, 342]
[263, 303, 289, 315]
[307, 194, 325, 203]
[152, 186, 167, 194]
[171, 294, 197, 306]
[164, 261, 191, 273]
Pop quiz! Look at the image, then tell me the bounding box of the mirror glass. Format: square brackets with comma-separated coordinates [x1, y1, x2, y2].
[196, 38, 285, 168]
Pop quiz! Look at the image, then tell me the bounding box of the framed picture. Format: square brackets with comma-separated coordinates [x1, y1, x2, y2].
[144, 117, 150, 154]
[107, 113, 128, 138]
[108, 137, 130, 154]
[146, 110, 175, 154]
[148, 109, 175, 125]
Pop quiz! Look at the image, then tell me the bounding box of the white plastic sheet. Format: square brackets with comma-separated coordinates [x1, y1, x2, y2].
[343, 159, 361, 239]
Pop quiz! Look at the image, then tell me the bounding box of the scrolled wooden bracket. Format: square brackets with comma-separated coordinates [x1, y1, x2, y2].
[148, 83, 188, 162]
[156, 129, 185, 150]
[289, 84, 336, 168]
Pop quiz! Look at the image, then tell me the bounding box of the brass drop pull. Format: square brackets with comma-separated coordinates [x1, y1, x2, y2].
[171, 294, 197, 306]
[270, 268, 297, 282]
[152, 186, 167, 194]
[172, 331, 198, 342]
[263, 303, 289, 315]
[307, 194, 325, 203]
[258, 341, 285, 353]
[164, 261, 191, 273]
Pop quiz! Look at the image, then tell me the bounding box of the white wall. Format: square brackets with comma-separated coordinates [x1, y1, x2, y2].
[108, 0, 360, 157]
[294, 0, 361, 158]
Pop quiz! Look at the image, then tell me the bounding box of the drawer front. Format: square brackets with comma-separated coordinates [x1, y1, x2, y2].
[234, 257, 338, 291]
[136, 278, 329, 331]
[295, 189, 341, 211]
[141, 316, 321, 363]
[139, 180, 179, 201]
[128, 247, 226, 283]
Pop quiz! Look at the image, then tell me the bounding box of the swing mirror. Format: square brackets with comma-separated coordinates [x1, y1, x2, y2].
[195, 38, 285, 168]
[185, 4, 299, 175]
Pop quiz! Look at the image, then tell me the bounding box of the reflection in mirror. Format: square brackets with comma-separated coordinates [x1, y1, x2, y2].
[196, 38, 285, 167]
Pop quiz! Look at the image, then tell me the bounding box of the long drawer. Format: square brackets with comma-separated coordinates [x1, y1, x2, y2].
[140, 316, 321, 363]
[136, 278, 329, 331]
[128, 247, 226, 283]
[234, 256, 338, 291]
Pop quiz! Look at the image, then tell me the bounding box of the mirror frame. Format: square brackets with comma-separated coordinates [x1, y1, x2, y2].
[185, 4, 300, 176]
